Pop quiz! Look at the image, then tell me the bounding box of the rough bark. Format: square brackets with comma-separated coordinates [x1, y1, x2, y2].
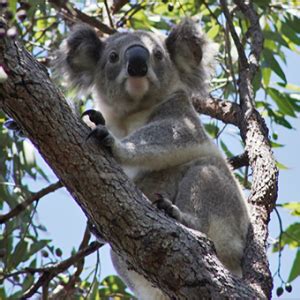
[0, 36, 277, 299]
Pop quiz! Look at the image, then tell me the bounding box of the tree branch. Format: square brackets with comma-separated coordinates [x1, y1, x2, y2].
[0, 181, 62, 224]
[234, 0, 264, 78]
[228, 152, 249, 170]
[220, 1, 277, 298]
[219, 0, 248, 68]
[47, 225, 95, 299]
[0, 34, 263, 299]
[49, 0, 116, 35]
[21, 241, 102, 299]
[192, 95, 241, 126]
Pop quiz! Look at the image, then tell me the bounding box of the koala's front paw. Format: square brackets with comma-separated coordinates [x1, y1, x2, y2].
[86, 124, 114, 147]
[82, 109, 113, 147]
[153, 193, 182, 222]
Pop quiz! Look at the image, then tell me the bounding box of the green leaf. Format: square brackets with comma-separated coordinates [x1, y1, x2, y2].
[263, 30, 289, 48]
[263, 49, 287, 83]
[22, 274, 35, 293]
[268, 109, 293, 128]
[277, 83, 300, 92]
[99, 275, 134, 298]
[253, 70, 262, 94]
[276, 161, 288, 170]
[0, 287, 6, 300]
[288, 249, 300, 282]
[101, 275, 127, 292]
[253, 0, 271, 7]
[285, 13, 300, 33]
[273, 223, 300, 252]
[276, 116, 293, 128]
[220, 141, 234, 158]
[281, 202, 300, 216]
[8, 240, 29, 270]
[207, 25, 220, 39]
[268, 88, 296, 117]
[262, 67, 271, 87]
[35, 165, 49, 182]
[7, 291, 23, 300]
[8, 0, 17, 14]
[88, 280, 99, 300]
[28, 239, 51, 257]
[204, 123, 219, 138]
[281, 22, 300, 46]
[271, 141, 284, 148]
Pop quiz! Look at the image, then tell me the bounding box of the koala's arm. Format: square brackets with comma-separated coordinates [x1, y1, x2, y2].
[112, 120, 200, 170]
[111, 95, 220, 171]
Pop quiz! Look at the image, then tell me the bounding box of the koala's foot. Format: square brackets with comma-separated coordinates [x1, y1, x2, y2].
[81, 109, 106, 126]
[153, 193, 182, 222]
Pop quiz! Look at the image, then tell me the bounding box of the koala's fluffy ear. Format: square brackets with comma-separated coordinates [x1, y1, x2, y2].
[166, 19, 217, 98]
[54, 24, 104, 92]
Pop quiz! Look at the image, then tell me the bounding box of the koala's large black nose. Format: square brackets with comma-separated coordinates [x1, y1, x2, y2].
[126, 45, 149, 77]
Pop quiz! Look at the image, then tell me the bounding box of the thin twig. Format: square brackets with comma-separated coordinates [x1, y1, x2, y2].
[64, 225, 91, 288]
[224, 22, 238, 102]
[220, 0, 248, 68]
[21, 241, 103, 299]
[0, 181, 62, 224]
[86, 246, 100, 298]
[47, 224, 93, 298]
[104, 0, 115, 29]
[49, 0, 116, 35]
[202, 0, 223, 27]
[234, 0, 264, 79]
[273, 207, 285, 283]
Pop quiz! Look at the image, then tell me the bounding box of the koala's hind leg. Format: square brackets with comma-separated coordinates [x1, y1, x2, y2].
[174, 158, 249, 277]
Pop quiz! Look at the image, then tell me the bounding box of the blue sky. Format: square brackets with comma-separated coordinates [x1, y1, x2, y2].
[26, 49, 300, 298]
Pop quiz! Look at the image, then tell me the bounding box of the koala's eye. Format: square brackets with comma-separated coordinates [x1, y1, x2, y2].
[109, 51, 119, 63]
[154, 50, 163, 60]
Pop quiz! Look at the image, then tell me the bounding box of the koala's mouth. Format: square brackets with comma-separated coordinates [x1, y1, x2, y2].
[125, 77, 149, 100]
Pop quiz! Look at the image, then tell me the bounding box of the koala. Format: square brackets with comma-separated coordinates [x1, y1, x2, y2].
[55, 19, 250, 299]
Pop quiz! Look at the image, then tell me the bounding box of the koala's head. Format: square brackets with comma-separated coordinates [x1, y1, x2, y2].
[55, 19, 216, 116]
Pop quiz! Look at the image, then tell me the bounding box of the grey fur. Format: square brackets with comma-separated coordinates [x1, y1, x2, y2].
[55, 19, 250, 299]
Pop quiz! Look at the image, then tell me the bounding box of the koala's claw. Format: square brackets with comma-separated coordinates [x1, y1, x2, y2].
[81, 109, 105, 126]
[82, 109, 113, 146]
[153, 193, 182, 222]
